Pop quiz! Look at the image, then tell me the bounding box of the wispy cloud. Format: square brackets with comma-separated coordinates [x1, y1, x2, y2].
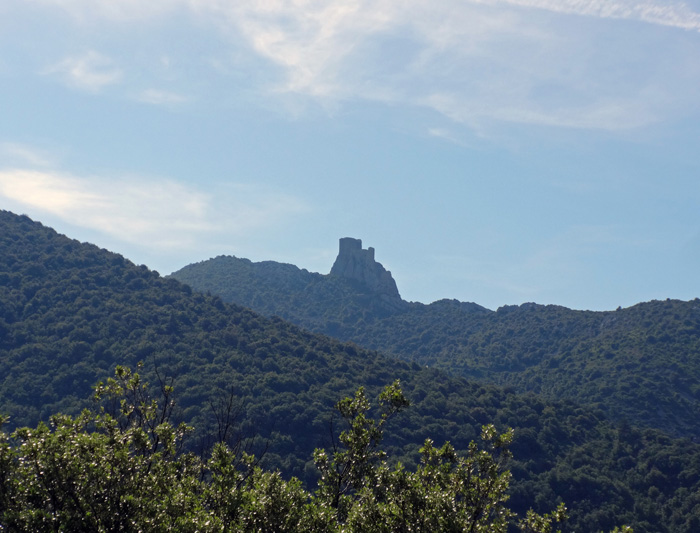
[0, 168, 308, 251]
[196, 0, 700, 130]
[36, 0, 700, 30]
[0, 143, 56, 168]
[43, 50, 122, 92]
[22, 0, 700, 130]
[136, 88, 188, 106]
[489, 0, 700, 31]
[27, 0, 178, 22]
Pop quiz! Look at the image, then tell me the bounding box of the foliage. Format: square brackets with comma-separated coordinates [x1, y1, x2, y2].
[3, 210, 700, 531]
[0, 368, 209, 532]
[171, 254, 700, 439]
[315, 383, 535, 533]
[1, 371, 575, 532]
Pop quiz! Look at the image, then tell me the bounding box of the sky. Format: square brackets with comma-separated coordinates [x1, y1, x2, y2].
[1, 0, 700, 311]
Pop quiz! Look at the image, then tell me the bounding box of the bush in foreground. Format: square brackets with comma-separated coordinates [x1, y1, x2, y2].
[0, 366, 629, 532]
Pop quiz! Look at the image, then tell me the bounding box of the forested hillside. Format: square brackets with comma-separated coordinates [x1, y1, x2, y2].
[171, 252, 700, 438]
[3, 211, 700, 531]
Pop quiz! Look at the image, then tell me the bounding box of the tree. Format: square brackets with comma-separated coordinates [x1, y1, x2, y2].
[0, 367, 627, 532]
[313, 381, 568, 533]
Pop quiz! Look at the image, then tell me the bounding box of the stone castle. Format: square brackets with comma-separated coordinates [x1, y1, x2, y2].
[330, 238, 402, 301]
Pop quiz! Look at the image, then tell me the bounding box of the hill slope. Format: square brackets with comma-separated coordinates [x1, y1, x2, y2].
[3, 213, 700, 531]
[170, 241, 700, 438]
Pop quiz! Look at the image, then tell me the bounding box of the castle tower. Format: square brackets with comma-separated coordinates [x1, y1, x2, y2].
[330, 238, 400, 299]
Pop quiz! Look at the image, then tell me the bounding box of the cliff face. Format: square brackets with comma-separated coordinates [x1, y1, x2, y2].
[329, 238, 402, 302]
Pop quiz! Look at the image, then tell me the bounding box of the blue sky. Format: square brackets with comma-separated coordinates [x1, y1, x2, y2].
[1, 0, 700, 311]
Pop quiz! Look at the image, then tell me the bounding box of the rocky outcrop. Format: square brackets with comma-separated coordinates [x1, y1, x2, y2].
[329, 238, 402, 304]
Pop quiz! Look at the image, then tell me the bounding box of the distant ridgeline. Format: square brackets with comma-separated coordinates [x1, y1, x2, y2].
[5, 211, 700, 531]
[172, 238, 700, 439]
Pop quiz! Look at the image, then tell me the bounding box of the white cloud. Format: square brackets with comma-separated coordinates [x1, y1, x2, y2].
[0, 168, 308, 251]
[191, 0, 700, 130]
[43, 50, 123, 92]
[20, 0, 700, 129]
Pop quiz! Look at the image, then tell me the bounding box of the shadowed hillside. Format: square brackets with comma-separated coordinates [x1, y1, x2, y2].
[3, 213, 700, 531]
[171, 239, 700, 439]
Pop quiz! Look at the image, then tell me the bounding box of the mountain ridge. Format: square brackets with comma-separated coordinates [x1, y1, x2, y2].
[170, 239, 700, 439]
[4, 213, 700, 531]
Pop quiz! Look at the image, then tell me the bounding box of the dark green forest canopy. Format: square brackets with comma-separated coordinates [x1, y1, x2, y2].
[171, 254, 700, 438]
[2, 210, 700, 531]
